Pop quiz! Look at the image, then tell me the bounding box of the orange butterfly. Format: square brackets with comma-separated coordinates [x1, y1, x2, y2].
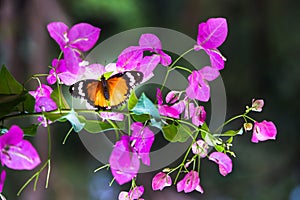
[69, 71, 143, 110]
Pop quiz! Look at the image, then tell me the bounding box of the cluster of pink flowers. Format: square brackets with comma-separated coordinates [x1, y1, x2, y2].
[0, 17, 278, 199]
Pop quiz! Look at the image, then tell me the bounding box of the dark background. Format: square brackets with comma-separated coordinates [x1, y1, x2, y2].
[0, 0, 299, 199]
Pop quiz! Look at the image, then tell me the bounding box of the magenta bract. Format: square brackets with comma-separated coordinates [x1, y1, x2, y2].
[251, 120, 277, 143]
[152, 172, 172, 191]
[209, 152, 232, 176]
[0, 125, 41, 170]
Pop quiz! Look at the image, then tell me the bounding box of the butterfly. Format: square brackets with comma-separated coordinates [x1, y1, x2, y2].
[69, 71, 143, 110]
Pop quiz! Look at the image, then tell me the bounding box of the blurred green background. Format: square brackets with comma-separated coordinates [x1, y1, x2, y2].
[0, 0, 299, 199]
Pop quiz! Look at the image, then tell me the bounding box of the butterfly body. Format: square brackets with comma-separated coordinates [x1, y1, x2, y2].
[69, 71, 143, 110]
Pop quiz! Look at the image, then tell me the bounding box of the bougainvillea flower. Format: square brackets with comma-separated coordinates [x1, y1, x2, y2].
[47, 22, 100, 73]
[251, 99, 264, 112]
[29, 84, 53, 99]
[34, 97, 58, 112]
[209, 152, 232, 176]
[196, 18, 228, 49]
[116, 46, 144, 71]
[139, 33, 172, 66]
[0, 125, 41, 170]
[136, 55, 160, 82]
[0, 170, 6, 193]
[165, 91, 182, 104]
[47, 22, 100, 53]
[177, 170, 204, 193]
[118, 185, 144, 200]
[130, 122, 154, 166]
[186, 66, 220, 102]
[194, 18, 228, 70]
[185, 103, 206, 126]
[29, 84, 57, 112]
[109, 136, 140, 185]
[47, 58, 83, 85]
[100, 112, 124, 121]
[251, 120, 277, 143]
[192, 140, 209, 157]
[156, 88, 185, 119]
[152, 172, 172, 191]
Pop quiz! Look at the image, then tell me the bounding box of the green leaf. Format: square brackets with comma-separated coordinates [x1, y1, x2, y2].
[162, 123, 191, 143]
[215, 145, 225, 152]
[131, 93, 160, 117]
[221, 128, 244, 136]
[51, 86, 70, 109]
[0, 92, 27, 117]
[17, 93, 35, 113]
[131, 114, 150, 123]
[162, 123, 178, 142]
[44, 112, 67, 122]
[200, 122, 209, 140]
[176, 124, 192, 142]
[128, 91, 138, 110]
[0, 65, 23, 94]
[22, 124, 39, 137]
[83, 120, 115, 133]
[103, 71, 113, 80]
[226, 136, 233, 144]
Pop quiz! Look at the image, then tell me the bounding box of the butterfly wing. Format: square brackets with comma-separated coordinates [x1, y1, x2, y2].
[69, 79, 109, 108]
[69, 71, 143, 109]
[107, 71, 143, 107]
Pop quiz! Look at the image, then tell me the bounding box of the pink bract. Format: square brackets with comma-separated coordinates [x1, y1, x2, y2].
[197, 18, 228, 49]
[0, 125, 41, 170]
[109, 136, 140, 185]
[209, 152, 232, 176]
[0, 170, 6, 193]
[177, 170, 204, 193]
[130, 122, 154, 166]
[152, 172, 172, 191]
[251, 120, 277, 143]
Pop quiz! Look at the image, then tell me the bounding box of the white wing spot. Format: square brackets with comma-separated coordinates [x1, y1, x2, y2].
[126, 72, 136, 87]
[78, 82, 85, 97]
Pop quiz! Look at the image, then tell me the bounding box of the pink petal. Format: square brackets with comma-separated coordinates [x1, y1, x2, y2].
[156, 88, 163, 105]
[1, 140, 41, 170]
[116, 46, 143, 71]
[209, 152, 232, 176]
[197, 18, 228, 49]
[35, 97, 57, 112]
[100, 112, 124, 121]
[165, 91, 180, 104]
[152, 172, 172, 191]
[82, 63, 105, 80]
[109, 136, 140, 185]
[47, 22, 69, 50]
[139, 33, 162, 50]
[129, 185, 144, 199]
[0, 125, 23, 147]
[251, 121, 277, 143]
[192, 140, 209, 157]
[251, 99, 264, 112]
[157, 50, 172, 66]
[137, 55, 160, 82]
[205, 49, 225, 70]
[186, 71, 210, 102]
[63, 48, 82, 74]
[130, 122, 154, 166]
[0, 170, 6, 193]
[68, 23, 101, 52]
[118, 191, 130, 200]
[158, 104, 181, 119]
[199, 66, 220, 81]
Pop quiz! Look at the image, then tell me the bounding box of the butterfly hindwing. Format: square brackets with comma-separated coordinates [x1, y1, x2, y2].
[69, 71, 143, 109]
